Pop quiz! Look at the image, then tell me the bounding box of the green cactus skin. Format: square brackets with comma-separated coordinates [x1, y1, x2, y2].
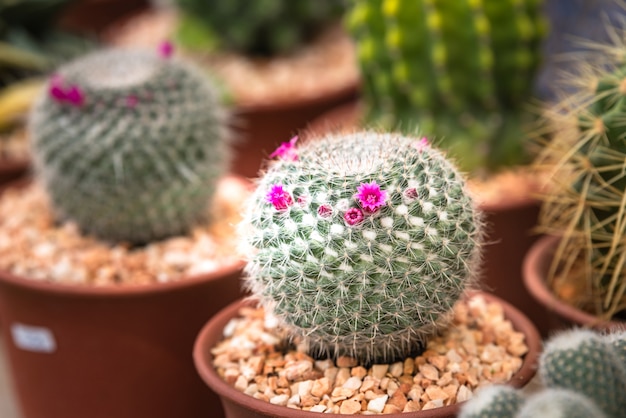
[539, 329, 626, 418]
[241, 131, 483, 363]
[458, 385, 523, 418]
[516, 388, 607, 418]
[605, 329, 626, 366]
[29, 48, 230, 244]
[175, 0, 346, 56]
[536, 59, 626, 319]
[346, 0, 545, 174]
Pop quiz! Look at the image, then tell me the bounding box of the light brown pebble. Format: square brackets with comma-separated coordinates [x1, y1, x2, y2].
[351, 366, 368, 379]
[419, 363, 439, 381]
[425, 385, 450, 401]
[336, 356, 358, 368]
[311, 377, 331, 398]
[339, 398, 362, 414]
[371, 364, 388, 380]
[389, 362, 403, 377]
[367, 395, 388, 413]
[403, 400, 421, 412]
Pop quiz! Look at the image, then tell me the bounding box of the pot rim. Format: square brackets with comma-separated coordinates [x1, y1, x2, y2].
[522, 234, 624, 329]
[0, 175, 248, 298]
[193, 291, 541, 418]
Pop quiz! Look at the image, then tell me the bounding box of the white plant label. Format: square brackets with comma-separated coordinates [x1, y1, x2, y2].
[11, 323, 56, 353]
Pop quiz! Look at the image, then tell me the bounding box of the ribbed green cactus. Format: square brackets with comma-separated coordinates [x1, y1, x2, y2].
[516, 389, 607, 418]
[536, 55, 626, 319]
[241, 131, 483, 363]
[174, 0, 346, 56]
[458, 385, 523, 418]
[539, 329, 626, 418]
[29, 47, 230, 244]
[346, 0, 545, 173]
[460, 328, 626, 418]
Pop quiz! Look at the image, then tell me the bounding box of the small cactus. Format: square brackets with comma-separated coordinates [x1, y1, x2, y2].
[29, 46, 230, 244]
[539, 329, 626, 418]
[346, 0, 545, 173]
[460, 328, 626, 418]
[241, 131, 483, 363]
[535, 46, 626, 319]
[175, 0, 346, 56]
[516, 388, 607, 418]
[458, 385, 523, 418]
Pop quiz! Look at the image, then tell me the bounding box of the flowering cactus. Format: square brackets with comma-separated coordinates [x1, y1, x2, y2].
[29, 45, 230, 244]
[241, 131, 483, 363]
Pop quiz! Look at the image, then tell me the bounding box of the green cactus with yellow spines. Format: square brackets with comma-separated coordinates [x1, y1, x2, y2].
[347, 0, 545, 174]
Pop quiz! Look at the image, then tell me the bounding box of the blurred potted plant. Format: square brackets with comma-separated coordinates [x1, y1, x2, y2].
[524, 30, 626, 331]
[0, 0, 97, 185]
[0, 45, 249, 418]
[309, 0, 550, 335]
[193, 131, 541, 417]
[460, 327, 626, 418]
[106, 0, 360, 178]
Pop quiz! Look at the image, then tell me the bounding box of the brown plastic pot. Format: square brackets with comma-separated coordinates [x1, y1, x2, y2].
[0, 159, 29, 187]
[523, 234, 624, 333]
[229, 82, 359, 179]
[0, 177, 249, 418]
[305, 101, 550, 337]
[193, 292, 541, 418]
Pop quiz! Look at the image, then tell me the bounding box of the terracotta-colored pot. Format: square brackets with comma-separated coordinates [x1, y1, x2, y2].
[0, 177, 249, 418]
[193, 292, 541, 418]
[0, 159, 29, 187]
[523, 234, 624, 333]
[305, 101, 550, 337]
[230, 83, 359, 179]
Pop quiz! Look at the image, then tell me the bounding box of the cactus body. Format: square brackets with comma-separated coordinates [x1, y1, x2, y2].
[537, 58, 626, 319]
[242, 131, 483, 363]
[30, 48, 229, 244]
[175, 0, 346, 56]
[539, 329, 626, 418]
[458, 385, 522, 418]
[347, 0, 545, 173]
[516, 388, 606, 418]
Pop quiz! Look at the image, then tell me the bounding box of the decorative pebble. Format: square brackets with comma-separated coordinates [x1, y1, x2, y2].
[211, 295, 529, 414]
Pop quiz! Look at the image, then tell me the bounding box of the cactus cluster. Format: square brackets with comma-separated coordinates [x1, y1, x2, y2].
[174, 0, 346, 56]
[346, 0, 545, 173]
[459, 328, 626, 418]
[29, 46, 230, 244]
[535, 48, 626, 319]
[241, 131, 484, 363]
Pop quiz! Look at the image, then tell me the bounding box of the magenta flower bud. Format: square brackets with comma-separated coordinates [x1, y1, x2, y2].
[344, 207, 364, 225]
[269, 135, 299, 161]
[266, 184, 293, 211]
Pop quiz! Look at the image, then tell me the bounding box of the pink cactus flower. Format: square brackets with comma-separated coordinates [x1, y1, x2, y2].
[344, 207, 364, 226]
[266, 184, 293, 211]
[64, 85, 85, 107]
[414, 137, 429, 151]
[404, 187, 418, 200]
[158, 41, 174, 58]
[317, 204, 332, 217]
[48, 75, 67, 102]
[126, 95, 139, 108]
[355, 181, 387, 212]
[269, 135, 299, 161]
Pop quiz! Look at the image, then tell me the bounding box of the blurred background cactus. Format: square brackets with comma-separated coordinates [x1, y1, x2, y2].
[346, 0, 546, 175]
[460, 328, 626, 418]
[173, 0, 347, 56]
[534, 36, 626, 320]
[29, 47, 230, 244]
[241, 131, 483, 363]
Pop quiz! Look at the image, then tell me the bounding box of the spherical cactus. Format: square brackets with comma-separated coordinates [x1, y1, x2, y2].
[241, 131, 483, 363]
[346, 0, 545, 173]
[516, 388, 607, 418]
[29, 46, 230, 244]
[539, 328, 626, 418]
[458, 385, 523, 418]
[175, 0, 346, 56]
[536, 57, 626, 319]
[605, 329, 626, 366]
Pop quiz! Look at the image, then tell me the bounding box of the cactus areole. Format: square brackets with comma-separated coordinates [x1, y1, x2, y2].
[242, 131, 484, 363]
[29, 47, 229, 245]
